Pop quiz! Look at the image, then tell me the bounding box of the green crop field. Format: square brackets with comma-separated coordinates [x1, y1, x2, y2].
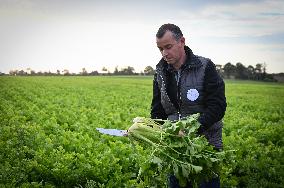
[0, 76, 283, 187]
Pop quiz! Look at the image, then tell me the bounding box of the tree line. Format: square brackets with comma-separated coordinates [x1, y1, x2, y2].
[2, 63, 283, 82]
[5, 66, 155, 76]
[217, 62, 278, 82]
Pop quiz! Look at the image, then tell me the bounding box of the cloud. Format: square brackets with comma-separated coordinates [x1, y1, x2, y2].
[176, 0, 284, 37]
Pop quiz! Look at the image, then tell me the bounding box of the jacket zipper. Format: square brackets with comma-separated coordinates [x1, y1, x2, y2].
[177, 66, 190, 120]
[176, 70, 182, 120]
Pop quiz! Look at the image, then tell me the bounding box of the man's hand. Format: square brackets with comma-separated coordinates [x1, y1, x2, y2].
[178, 129, 185, 137]
[123, 130, 128, 137]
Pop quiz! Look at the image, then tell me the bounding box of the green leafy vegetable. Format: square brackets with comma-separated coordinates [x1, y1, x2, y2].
[128, 114, 228, 187]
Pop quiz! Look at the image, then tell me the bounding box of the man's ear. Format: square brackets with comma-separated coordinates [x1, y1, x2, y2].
[180, 37, 185, 45]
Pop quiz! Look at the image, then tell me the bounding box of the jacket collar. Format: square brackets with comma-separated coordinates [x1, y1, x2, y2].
[156, 46, 202, 72]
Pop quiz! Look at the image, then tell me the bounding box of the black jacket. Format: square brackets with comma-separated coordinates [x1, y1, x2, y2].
[151, 46, 226, 129]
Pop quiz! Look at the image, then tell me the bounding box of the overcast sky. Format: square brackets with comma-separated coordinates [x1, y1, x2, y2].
[0, 0, 283, 73]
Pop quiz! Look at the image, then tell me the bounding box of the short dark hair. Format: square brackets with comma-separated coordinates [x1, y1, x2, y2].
[156, 23, 183, 41]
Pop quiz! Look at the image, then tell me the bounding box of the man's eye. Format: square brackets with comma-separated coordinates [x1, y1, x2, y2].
[166, 45, 172, 49]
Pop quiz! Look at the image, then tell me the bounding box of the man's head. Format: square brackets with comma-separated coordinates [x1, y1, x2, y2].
[156, 24, 186, 69]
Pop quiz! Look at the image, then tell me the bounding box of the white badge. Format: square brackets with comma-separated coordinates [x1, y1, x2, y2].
[187, 89, 199, 101]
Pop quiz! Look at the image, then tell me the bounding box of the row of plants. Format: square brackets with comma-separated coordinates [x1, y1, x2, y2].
[0, 77, 283, 187]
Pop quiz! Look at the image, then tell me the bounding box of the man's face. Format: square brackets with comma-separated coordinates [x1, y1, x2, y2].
[156, 31, 185, 66]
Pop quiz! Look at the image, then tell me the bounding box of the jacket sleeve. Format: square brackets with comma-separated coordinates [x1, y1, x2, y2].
[150, 73, 167, 119]
[198, 61, 227, 129]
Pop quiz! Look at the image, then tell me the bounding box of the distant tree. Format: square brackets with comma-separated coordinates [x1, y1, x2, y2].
[56, 70, 61, 75]
[223, 62, 236, 78]
[37, 71, 43, 76]
[235, 62, 247, 79]
[63, 69, 70, 76]
[89, 70, 99, 75]
[31, 70, 36, 75]
[262, 62, 267, 79]
[255, 63, 263, 80]
[9, 70, 18, 76]
[272, 73, 284, 82]
[102, 67, 108, 72]
[247, 65, 255, 80]
[120, 66, 135, 75]
[99, 67, 108, 75]
[255, 63, 262, 73]
[114, 66, 119, 75]
[18, 70, 27, 76]
[144, 66, 155, 75]
[43, 71, 51, 76]
[81, 68, 88, 76]
[26, 68, 32, 75]
[262, 62, 266, 73]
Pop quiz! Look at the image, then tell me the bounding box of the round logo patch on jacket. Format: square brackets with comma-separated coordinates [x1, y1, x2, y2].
[187, 89, 199, 101]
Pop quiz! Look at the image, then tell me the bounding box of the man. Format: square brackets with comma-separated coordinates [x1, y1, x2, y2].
[151, 24, 226, 188]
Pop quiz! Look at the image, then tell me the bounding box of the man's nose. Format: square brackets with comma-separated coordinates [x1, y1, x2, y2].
[162, 49, 168, 57]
